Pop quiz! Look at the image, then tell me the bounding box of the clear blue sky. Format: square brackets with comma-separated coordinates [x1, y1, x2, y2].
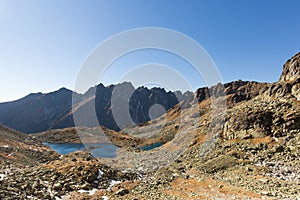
[0, 0, 299, 102]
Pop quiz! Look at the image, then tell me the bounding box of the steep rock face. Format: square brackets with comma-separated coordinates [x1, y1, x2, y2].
[264, 82, 293, 97]
[291, 81, 300, 99]
[223, 80, 269, 105]
[196, 80, 269, 106]
[129, 87, 180, 124]
[279, 52, 300, 82]
[54, 83, 184, 131]
[263, 52, 300, 99]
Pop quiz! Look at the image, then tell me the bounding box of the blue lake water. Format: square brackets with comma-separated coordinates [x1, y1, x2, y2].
[43, 141, 164, 158]
[140, 142, 164, 150]
[43, 142, 118, 158]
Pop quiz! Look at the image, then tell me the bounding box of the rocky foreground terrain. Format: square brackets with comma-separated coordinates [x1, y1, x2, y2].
[1, 52, 300, 199]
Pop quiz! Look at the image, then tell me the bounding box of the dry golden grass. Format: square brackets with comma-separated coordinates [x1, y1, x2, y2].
[166, 104, 181, 121]
[165, 177, 264, 199]
[250, 136, 275, 145]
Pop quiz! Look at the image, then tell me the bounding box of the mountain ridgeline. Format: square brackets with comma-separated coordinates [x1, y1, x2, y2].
[0, 83, 192, 133]
[1, 52, 300, 134]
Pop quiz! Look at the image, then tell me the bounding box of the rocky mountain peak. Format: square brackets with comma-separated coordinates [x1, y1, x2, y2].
[279, 52, 300, 82]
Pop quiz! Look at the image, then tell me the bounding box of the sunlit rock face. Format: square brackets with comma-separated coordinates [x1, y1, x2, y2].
[279, 52, 300, 82]
[278, 52, 300, 99]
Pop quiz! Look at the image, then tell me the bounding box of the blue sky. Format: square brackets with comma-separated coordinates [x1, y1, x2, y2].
[0, 0, 299, 102]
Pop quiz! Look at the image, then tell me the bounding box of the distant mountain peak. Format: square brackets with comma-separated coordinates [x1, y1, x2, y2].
[50, 87, 73, 95]
[58, 87, 72, 92]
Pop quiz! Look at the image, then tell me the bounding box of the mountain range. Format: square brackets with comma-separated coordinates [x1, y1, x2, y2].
[2, 52, 300, 135]
[0, 82, 193, 133]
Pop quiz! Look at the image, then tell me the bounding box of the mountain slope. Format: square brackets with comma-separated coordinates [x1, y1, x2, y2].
[0, 125, 57, 165]
[103, 52, 300, 199]
[0, 88, 82, 133]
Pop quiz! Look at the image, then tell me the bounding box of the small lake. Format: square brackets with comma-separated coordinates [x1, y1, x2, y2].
[43, 142, 118, 158]
[43, 141, 164, 158]
[140, 142, 164, 151]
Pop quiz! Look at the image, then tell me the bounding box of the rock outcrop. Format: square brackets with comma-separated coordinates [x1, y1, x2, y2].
[279, 52, 300, 82]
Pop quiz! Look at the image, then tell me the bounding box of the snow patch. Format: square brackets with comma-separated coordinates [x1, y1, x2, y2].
[2, 145, 9, 148]
[273, 137, 279, 142]
[0, 174, 6, 181]
[97, 169, 104, 179]
[77, 188, 98, 195]
[94, 169, 104, 184]
[102, 196, 109, 200]
[109, 180, 121, 187]
[7, 152, 13, 157]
